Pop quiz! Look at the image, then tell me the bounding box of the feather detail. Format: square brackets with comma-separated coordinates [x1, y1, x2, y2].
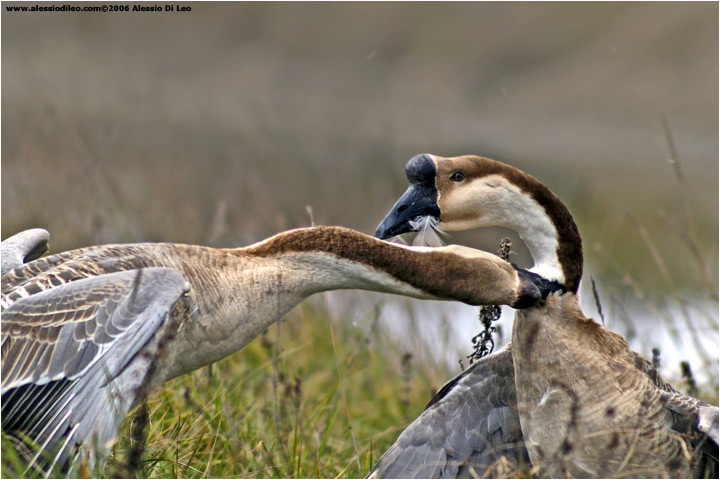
[409, 216, 446, 247]
[385, 235, 409, 245]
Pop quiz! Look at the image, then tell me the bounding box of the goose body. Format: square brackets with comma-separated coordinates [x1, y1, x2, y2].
[371, 154, 718, 478]
[513, 293, 714, 477]
[1, 225, 544, 471]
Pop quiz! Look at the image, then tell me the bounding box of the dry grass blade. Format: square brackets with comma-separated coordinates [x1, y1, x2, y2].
[207, 199, 228, 246]
[623, 210, 709, 359]
[590, 276, 606, 326]
[624, 210, 679, 303]
[662, 117, 697, 243]
[659, 211, 717, 300]
[326, 303, 362, 476]
[661, 118, 716, 300]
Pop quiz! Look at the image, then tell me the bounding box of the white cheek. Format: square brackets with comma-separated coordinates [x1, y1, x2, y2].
[439, 178, 565, 284]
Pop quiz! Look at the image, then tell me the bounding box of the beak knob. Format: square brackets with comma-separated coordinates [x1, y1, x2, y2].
[376, 154, 440, 239]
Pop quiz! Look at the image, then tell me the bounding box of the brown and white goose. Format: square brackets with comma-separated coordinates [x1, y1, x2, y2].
[1, 225, 544, 473]
[371, 154, 718, 478]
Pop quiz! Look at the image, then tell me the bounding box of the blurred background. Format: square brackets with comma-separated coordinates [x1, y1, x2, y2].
[1, 3, 718, 473]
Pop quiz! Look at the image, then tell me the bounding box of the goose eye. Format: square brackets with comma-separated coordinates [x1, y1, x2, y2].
[450, 171, 465, 182]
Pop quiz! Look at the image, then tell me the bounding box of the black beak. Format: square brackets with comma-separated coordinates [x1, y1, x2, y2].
[375, 154, 440, 239]
[374, 184, 440, 239]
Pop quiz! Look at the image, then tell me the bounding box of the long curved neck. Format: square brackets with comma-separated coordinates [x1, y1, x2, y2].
[243, 227, 437, 299]
[241, 226, 514, 303]
[529, 187, 582, 294]
[500, 170, 583, 294]
[434, 155, 583, 293]
[166, 226, 525, 380]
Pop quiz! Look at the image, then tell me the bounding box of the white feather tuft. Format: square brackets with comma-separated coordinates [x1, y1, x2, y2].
[409, 216, 446, 247]
[385, 234, 409, 245]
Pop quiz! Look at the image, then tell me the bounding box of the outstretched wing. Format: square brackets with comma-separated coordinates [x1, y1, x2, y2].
[369, 345, 529, 478]
[1, 228, 50, 276]
[1, 267, 188, 470]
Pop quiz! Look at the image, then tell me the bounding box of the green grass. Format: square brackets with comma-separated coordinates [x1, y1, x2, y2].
[59, 299, 448, 479]
[5, 290, 713, 479]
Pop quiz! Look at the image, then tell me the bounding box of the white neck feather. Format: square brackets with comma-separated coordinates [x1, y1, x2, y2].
[163, 250, 430, 381]
[284, 250, 432, 298]
[485, 182, 565, 285]
[517, 216, 564, 285]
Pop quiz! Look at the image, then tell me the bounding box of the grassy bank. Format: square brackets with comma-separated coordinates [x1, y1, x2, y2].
[4, 288, 715, 478]
[2, 296, 452, 479]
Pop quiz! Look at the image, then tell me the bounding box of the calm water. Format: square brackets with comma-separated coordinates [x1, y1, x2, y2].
[321, 288, 719, 386]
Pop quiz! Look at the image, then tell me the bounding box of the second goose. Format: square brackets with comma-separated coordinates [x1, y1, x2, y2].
[372, 154, 718, 478]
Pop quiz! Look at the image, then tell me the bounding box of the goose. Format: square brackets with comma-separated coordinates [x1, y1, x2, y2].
[0, 224, 547, 473]
[370, 154, 718, 478]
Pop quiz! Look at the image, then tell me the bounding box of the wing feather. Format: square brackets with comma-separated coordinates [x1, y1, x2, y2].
[1, 267, 188, 470]
[371, 342, 717, 478]
[370, 345, 529, 478]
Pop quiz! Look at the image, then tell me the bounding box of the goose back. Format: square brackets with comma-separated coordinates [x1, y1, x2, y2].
[513, 293, 715, 478]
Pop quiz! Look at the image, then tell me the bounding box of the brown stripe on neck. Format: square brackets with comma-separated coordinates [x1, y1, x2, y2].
[242, 226, 508, 304]
[452, 156, 584, 293]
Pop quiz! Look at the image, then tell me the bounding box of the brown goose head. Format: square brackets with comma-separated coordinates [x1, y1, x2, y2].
[376, 154, 583, 294]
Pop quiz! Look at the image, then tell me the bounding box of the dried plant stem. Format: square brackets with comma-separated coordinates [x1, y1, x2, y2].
[651, 348, 661, 385]
[271, 317, 292, 476]
[401, 353, 412, 420]
[680, 361, 699, 398]
[468, 237, 512, 364]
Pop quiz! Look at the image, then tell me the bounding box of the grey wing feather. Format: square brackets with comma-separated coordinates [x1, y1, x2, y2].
[370, 345, 529, 478]
[631, 351, 719, 475]
[1, 267, 188, 470]
[1, 242, 156, 300]
[370, 343, 717, 479]
[662, 390, 719, 477]
[1, 229, 50, 276]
